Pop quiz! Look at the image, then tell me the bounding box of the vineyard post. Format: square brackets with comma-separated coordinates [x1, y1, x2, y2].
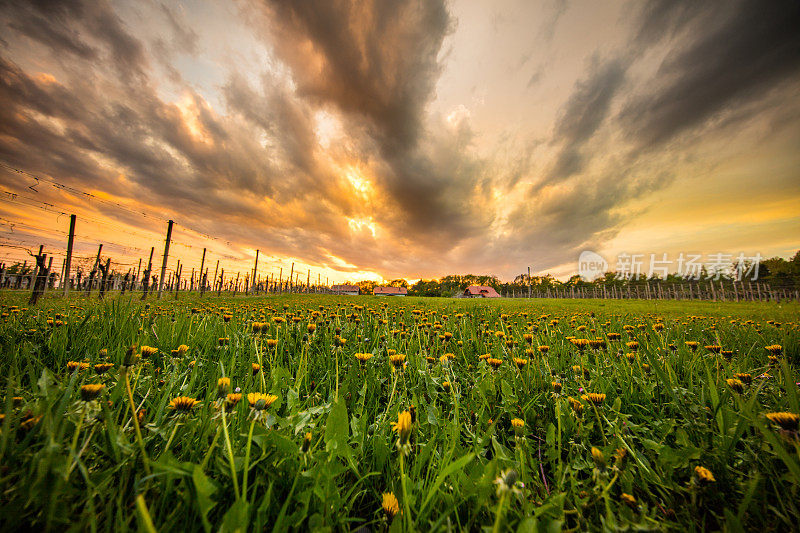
[174, 260, 182, 299]
[279, 268, 283, 294]
[43, 256, 53, 294]
[289, 262, 294, 293]
[218, 269, 224, 296]
[212, 260, 219, 296]
[85, 244, 102, 296]
[234, 272, 239, 296]
[141, 247, 154, 300]
[28, 246, 48, 305]
[198, 248, 206, 294]
[251, 249, 259, 295]
[157, 220, 173, 299]
[58, 258, 65, 291]
[528, 266, 531, 298]
[63, 214, 76, 296]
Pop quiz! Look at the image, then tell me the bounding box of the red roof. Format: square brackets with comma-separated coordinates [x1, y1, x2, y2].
[332, 284, 360, 293]
[464, 285, 500, 298]
[373, 286, 408, 295]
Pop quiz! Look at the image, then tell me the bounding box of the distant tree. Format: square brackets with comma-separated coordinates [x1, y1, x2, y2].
[355, 280, 376, 294]
[409, 279, 442, 297]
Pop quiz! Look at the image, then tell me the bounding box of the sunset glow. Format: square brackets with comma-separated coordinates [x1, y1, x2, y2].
[0, 1, 797, 283]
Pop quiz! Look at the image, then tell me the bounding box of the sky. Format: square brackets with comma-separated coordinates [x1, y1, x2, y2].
[0, 0, 798, 283]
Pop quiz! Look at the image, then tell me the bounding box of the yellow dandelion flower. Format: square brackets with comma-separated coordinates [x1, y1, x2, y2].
[694, 465, 715, 483]
[141, 346, 159, 357]
[621, 493, 637, 507]
[94, 363, 114, 374]
[247, 392, 278, 410]
[392, 411, 413, 444]
[389, 353, 406, 369]
[766, 412, 799, 431]
[382, 492, 399, 520]
[67, 361, 90, 372]
[726, 378, 744, 394]
[80, 383, 105, 401]
[217, 377, 231, 397]
[585, 393, 606, 405]
[765, 344, 782, 356]
[169, 396, 199, 412]
[355, 353, 373, 364]
[591, 446, 606, 468]
[225, 393, 242, 408]
[568, 396, 584, 415]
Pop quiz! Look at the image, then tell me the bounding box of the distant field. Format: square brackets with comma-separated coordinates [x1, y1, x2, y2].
[0, 292, 797, 531]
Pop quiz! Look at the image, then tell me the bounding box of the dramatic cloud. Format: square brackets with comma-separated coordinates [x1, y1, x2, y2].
[545, 57, 628, 184]
[0, 0, 797, 281]
[621, 0, 800, 148]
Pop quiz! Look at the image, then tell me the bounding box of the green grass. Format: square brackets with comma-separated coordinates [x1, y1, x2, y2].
[0, 291, 797, 532]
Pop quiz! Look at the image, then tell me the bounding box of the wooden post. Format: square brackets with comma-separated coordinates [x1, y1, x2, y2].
[527, 266, 532, 298]
[85, 244, 103, 296]
[174, 260, 182, 300]
[44, 256, 53, 293]
[98, 258, 111, 299]
[234, 272, 240, 296]
[218, 268, 224, 296]
[63, 214, 76, 296]
[141, 247, 154, 300]
[157, 220, 173, 298]
[251, 249, 259, 295]
[279, 268, 283, 294]
[289, 262, 294, 293]
[28, 247, 48, 305]
[212, 260, 219, 296]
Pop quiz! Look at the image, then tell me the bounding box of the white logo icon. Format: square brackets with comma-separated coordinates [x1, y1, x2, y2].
[578, 251, 608, 281]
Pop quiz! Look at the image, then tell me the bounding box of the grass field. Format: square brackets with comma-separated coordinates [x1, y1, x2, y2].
[0, 292, 798, 532]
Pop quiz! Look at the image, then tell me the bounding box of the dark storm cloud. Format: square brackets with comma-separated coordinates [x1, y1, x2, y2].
[1, 0, 148, 80]
[258, 0, 451, 152]
[252, 0, 485, 242]
[545, 57, 628, 184]
[0, 0, 398, 274]
[621, 0, 800, 148]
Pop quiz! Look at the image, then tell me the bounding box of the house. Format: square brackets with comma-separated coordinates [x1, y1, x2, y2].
[463, 285, 500, 298]
[373, 286, 408, 296]
[331, 284, 360, 295]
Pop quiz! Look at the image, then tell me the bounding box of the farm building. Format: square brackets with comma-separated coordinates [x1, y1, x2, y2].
[463, 285, 500, 298]
[331, 284, 360, 295]
[373, 286, 408, 296]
